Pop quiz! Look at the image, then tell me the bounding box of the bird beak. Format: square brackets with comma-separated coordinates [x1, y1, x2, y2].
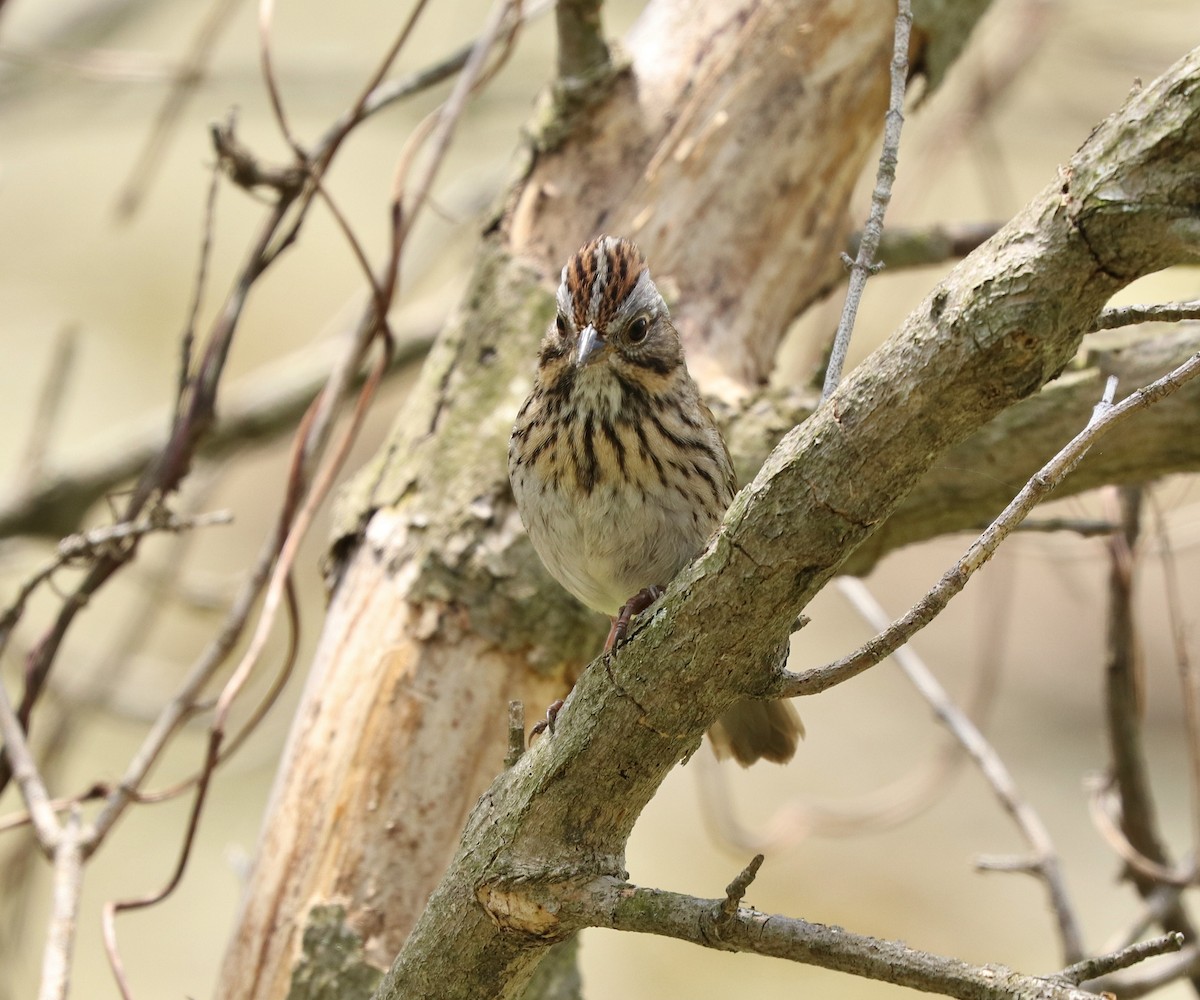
[575, 325, 604, 367]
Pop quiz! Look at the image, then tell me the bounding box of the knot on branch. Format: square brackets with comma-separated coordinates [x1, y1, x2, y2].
[531, 55, 632, 154]
[477, 881, 569, 941]
[701, 854, 765, 949]
[210, 118, 306, 199]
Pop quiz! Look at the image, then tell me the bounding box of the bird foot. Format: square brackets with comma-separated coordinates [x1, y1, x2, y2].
[530, 699, 564, 739]
[604, 585, 664, 651]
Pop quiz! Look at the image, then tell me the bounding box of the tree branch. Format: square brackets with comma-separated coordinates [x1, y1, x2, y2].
[1096, 298, 1200, 330]
[476, 871, 1180, 1000]
[835, 578, 1084, 963]
[784, 349, 1200, 699]
[822, 0, 912, 397]
[39, 809, 83, 1000]
[554, 0, 609, 82]
[368, 44, 1200, 999]
[857, 221, 1000, 271]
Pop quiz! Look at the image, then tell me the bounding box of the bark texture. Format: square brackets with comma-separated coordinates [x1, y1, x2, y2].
[219, 4, 900, 996]
[372, 45, 1200, 1000]
[214, 0, 1200, 994]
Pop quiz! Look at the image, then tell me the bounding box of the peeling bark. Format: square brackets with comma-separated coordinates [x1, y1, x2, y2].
[215, 0, 1200, 994]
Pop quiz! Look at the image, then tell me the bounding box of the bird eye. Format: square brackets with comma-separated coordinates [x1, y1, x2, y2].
[627, 315, 650, 343]
[555, 314, 568, 337]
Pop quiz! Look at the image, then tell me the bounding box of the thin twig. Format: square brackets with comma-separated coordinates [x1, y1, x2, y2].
[393, 0, 518, 242]
[1, 476, 220, 849]
[309, 0, 553, 164]
[698, 568, 1012, 854]
[177, 146, 222, 406]
[836, 577, 1084, 962]
[1149, 495, 1200, 857]
[56, 509, 232, 562]
[1088, 942, 1200, 999]
[1100, 489, 1194, 882]
[784, 352, 1200, 699]
[821, 0, 912, 399]
[20, 327, 78, 489]
[1058, 932, 1184, 984]
[38, 808, 83, 1000]
[0, 669, 59, 851]
[85, 515, 282, 847]
[210, 342, 388, 734]
[715, 854, 763, 925]
[4, 190, 299, 795]
[1095, 299, 1200, 331]
[86, 0, 512, 909]
[100, 337, 386, 985]
[103, 730, 223, 1000]
[0, 330, 433, 541]
[1086, 777, 1195, 888]
[1095, 483, 1200, 989]
[0, 787, 108, 835]
[253, 0, 436, 267]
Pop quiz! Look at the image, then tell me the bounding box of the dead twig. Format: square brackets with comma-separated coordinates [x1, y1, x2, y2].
[784, 351, 1200, 699]
[39, 808, 84, 1000]
[1097, 484, 1200, 988]
[821, 0, 912, 398]
[19, 327, 78, 490]
[1095, 299, 1200, 331]
[1058, 932, 1185, 985]
[836, 577, 1084, 963]
[1149, 494, 1200, 859]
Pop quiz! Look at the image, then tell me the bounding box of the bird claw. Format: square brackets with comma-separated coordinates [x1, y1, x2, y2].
[605, 585, 664, 651]
[530, 699, 564, 739]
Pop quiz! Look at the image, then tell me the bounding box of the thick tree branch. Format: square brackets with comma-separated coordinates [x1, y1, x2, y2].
[726, 325, 1200, 575]
[476, 872, 1181, 1000]
[370, 45, 1200, 1000]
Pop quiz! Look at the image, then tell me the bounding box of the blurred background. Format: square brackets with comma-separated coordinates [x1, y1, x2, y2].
[0, 0, 1197, 997]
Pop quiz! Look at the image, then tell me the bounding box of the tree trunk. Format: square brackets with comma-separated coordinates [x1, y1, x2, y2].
[217, 2, 900, 994]
[212, 2, 1041, 996]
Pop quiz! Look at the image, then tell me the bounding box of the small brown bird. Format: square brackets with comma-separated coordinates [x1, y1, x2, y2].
[508, 235, 801, 766]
